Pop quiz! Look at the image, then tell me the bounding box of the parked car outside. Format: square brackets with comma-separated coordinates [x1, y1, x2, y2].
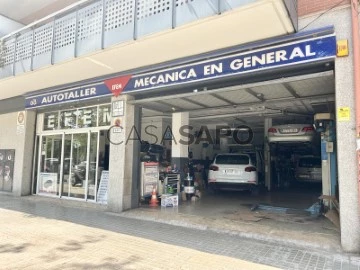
[295, 155, 322, 182]
[208, 153, 258, 194]
[268, 124, 316, 143]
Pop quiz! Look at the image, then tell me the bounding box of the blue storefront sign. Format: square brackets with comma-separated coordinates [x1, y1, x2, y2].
[25, 84, 111, 109]
[26, 34, 336, 109]
[121, 35, 336, 93]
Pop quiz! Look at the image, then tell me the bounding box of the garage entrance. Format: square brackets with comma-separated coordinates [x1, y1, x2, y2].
[127, 70, 339, 247]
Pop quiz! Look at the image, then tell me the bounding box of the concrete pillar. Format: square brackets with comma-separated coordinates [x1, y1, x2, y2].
[171, 112, 189, 177]
[321, 130, 331, 201]
[0, 110, 36, 196]
[108, 95, 141, 213]
[335, 32, 360, 252]
[264, 118, 272, 191]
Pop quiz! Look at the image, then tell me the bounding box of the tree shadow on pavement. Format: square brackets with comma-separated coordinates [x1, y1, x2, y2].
[0, 243, 31, 253]
[56, 235, 105, 252]
[66, 255, 143, 270]
[39, 234, 107, 263]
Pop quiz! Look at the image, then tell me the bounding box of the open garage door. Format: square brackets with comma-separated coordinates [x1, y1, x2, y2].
[128, 70, 338, 248]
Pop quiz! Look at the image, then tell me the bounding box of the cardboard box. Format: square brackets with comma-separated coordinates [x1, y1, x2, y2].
[161, 194, 178, 207]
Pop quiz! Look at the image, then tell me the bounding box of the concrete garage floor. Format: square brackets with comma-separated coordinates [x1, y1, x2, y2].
[120, 183, 341, 253]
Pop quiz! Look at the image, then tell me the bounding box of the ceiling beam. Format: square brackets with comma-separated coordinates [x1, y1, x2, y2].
[139, 103, 170, 113]
[234, 117, 247, 124]
[156, 100, 182, 111]
[244, 88, 265, 102]
[184, 94, 334, 114]
[210, 93, 237, 106]
[283, 82, 312, 113]
[181, 97, 208, 108]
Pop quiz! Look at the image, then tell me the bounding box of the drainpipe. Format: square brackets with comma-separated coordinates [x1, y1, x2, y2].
[351, 0, 360, 205]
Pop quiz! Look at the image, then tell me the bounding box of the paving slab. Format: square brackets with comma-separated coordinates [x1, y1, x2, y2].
[0, 194, 358, 270]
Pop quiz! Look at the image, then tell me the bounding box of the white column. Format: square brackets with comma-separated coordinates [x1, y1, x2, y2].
[108, 95, 141, 212]
[171, 112, 189, 174]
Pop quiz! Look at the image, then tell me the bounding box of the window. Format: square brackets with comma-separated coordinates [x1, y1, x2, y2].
[215, 155, 249, 165]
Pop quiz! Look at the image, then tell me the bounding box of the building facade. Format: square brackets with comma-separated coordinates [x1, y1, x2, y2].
[0, 0, 359, 252]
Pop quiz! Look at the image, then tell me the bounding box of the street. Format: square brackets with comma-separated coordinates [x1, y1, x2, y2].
[0, 195, 359, 270]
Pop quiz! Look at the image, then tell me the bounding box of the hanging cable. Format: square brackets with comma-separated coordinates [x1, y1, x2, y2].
[299, 0, 349, 31]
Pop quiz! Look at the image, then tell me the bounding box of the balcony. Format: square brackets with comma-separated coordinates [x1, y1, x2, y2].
[0, 0, 297, 100]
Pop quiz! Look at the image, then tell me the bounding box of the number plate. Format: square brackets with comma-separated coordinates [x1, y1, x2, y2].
[281, 128, 298, 133]
[223, 169, 234, 174]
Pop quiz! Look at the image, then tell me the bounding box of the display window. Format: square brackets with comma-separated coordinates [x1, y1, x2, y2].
[35, 104, 110, 201]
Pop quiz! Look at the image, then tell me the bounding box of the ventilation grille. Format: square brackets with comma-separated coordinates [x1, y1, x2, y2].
[78, 2, 103, 41]
[15, 32, 33, 61]
[34, 23, 53, 56]
[54, 14, 76, 49]
[137, 0, 171, 20]
[105, 0, 134, 31]
[3, 39, 15, 65]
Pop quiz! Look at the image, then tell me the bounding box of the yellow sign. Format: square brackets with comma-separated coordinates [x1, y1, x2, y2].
[337, 40, 349, 57]
[338, 107, 350, 121]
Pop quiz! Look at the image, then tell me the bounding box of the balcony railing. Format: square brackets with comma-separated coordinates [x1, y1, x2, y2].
[0, 0, 297, 80]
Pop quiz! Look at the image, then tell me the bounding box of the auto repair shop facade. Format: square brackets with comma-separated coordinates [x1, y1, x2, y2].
[0, 1, 359, 252]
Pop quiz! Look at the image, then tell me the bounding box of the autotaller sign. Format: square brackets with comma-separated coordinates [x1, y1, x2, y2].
[25, 34, 336, 109]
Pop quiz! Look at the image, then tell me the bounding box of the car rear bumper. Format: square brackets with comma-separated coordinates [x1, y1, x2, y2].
[208, 182, 257, 191]
[268, 135, 314, 143]
[295, 176, 322, 182]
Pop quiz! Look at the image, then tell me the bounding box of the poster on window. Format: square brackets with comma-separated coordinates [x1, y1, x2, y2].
[0, 150, 15, 192]
[142, 162, 159, 196]
[38, 172, 58, 195]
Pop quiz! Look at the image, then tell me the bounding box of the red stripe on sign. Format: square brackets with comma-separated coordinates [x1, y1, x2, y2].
[105, 75, 132, 97]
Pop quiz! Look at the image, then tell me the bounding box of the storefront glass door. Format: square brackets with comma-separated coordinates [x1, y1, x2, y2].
[61, 134, 72, 198]
[68, 133, 88, 199]
[35, 104, 111, 201]
[38, 134, 63, 196]
[37, 130, 107, 201]
[88, 132, 99, 200]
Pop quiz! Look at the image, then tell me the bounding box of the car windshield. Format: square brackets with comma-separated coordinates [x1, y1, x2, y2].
[299, 157, 321, 168]
[215, 155, 249, 165]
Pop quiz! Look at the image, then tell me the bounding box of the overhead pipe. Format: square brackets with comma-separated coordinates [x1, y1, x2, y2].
[351, 0, 360, 205]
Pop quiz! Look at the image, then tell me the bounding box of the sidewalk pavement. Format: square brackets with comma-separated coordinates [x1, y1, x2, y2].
[0, 194, 359, 270]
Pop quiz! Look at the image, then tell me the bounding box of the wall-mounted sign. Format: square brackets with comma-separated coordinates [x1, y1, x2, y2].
[112, 100, 124, 116]
[26, 34, 336, 109]
[336, 40, 349, 57]
[338, 107, 350, 122]
[16, 111, 26, 135]
[105, 76, 132, 97]
[113, 118, 123, 133]
[25, 84, 111, 109]
[108, 35, 336, 94]
[43, 104, 111, 131]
